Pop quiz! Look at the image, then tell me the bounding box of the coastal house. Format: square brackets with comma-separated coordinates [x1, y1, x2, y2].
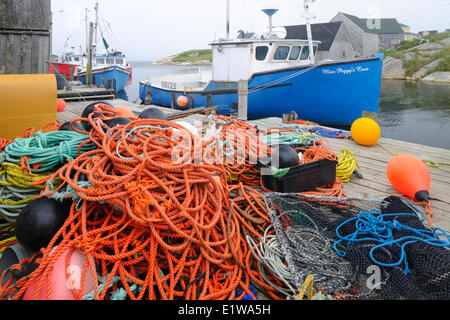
[400, 23, 418, 41]
[419, 30, 438, 37]
[331, 13, 405, 52]
[283, 21, 355, 61]
[330, 13, 380, 56]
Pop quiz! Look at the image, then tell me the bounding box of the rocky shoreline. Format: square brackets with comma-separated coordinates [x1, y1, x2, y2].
[382, 37, 450, 84]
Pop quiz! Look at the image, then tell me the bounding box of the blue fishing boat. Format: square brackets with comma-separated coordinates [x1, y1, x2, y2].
[138, 1, 383, 127]
[75, 1, 132, 92]
[77, 56, 131, 92]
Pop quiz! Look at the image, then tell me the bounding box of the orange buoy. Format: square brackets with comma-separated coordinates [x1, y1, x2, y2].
[351, 117, 381, 146]
[114, 105, 135, 118]
[56, 99, 66, 112]
[177, 96, 188, 108]
[387, 154, 431, 202]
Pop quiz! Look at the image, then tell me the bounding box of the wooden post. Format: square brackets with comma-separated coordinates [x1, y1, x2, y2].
[171, 92, 176, 109]
[100, 76, 104, 88]
[113, 79, 117, 92]
[238, 79, 248, 121]
[86, 22, 94, 87]
[189, 96, 194, 109]
[207, 94, 212, 108]
[144, 90, 153, 105]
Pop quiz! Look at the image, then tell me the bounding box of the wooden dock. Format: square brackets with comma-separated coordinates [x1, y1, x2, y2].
[60, 99, 450, 233]
[57, 86, 117, 102]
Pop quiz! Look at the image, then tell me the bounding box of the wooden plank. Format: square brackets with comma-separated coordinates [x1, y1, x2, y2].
[0, 0, 52, 31]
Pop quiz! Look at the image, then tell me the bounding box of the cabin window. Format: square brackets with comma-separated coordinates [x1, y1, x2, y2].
[289, 46, 302, 60]
[74, 57, 80, 62]
[106, 58, 115, 64]
[255, 46, 269, 61]
[96, 58, 105, 64]
[115, 58, 124, 65]
[300, 46, 310, 60]
[274, 46, 290, 60]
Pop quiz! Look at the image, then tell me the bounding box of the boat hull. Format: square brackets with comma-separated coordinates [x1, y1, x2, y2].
[50, 62, 79, 80]
[78, 65, 131, 92]
[139, 55, 384, 127]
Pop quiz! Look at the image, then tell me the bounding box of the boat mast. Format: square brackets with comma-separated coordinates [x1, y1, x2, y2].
[85, 8, 88, 55]
[226, 0, 230, 39]
[94, 1, 99, 55]
[303, 0, 316, 63]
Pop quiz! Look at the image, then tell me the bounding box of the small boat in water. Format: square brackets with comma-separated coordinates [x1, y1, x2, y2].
[138, 1, 383, 127]
[74, 1, 132, 92]
[76, 52, 131, 92]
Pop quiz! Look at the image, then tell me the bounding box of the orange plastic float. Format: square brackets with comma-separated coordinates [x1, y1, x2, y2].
[351, 117, 381, 146]
[56, 99, 66, 112]
[387, 154, 431, 202]
[177, 95, 188, 108]
[114, 105, 136, 118]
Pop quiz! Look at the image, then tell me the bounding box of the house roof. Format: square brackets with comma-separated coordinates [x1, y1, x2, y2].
[340, 13, 404, 34]
[284, 21, 343, 51]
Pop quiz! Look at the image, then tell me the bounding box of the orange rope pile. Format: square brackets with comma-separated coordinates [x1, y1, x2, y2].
[202, 115, 271, 186]
[0, 106, 284, 300]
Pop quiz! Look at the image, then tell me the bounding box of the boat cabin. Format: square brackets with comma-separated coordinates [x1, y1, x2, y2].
[209, 38, 320, 82]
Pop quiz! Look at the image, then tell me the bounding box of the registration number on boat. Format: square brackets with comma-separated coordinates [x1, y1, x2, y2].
[162, 81, 177, 90]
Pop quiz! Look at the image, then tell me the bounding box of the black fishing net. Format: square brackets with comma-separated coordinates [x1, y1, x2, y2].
[264, 193, 450, 300]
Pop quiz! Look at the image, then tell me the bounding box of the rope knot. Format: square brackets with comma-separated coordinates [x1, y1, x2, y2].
[76, 238, 97, 254]
[34, 132, 48, 148]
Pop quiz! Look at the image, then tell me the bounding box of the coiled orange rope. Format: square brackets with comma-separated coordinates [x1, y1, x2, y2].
[1, 106, 284, 300]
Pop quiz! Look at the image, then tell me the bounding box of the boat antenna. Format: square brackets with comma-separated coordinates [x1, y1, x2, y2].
[262, 8, 279, 39]
[302, 0, 316, 63]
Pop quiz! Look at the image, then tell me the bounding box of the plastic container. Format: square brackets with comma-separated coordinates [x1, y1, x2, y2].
[261, 159, 338, 193]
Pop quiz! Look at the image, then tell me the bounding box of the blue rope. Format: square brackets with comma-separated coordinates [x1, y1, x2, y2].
[334, 208, 450, 275]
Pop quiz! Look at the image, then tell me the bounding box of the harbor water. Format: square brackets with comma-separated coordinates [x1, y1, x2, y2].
[121, 63, 450, 150]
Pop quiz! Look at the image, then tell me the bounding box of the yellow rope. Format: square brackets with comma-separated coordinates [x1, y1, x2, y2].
[377, 143, 450, 173]
[296, 275, 315, 300]
[0, 162, 50, 189]
[337, 149, 360, 183]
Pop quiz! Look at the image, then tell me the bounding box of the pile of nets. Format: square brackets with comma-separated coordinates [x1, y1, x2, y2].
[264, 193, 450, 300]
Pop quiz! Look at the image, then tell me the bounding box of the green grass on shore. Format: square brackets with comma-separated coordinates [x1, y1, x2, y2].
[171, 49, 212, 63]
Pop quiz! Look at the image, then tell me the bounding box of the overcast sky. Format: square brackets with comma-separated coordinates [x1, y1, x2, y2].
[51, 0, 450, 61]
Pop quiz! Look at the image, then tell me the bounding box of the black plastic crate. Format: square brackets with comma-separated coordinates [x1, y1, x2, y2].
[261, 159, 338, 193]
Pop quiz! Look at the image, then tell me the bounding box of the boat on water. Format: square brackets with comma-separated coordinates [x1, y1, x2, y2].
[138, 1, 384, 127]
[50, 46, 81, 82]
[76, 51, 131, 92]
[57, 1, 132, 92]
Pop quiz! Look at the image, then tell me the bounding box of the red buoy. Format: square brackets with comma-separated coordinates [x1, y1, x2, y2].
[386, 154, 431, 202]
[56, 99, 66, 112]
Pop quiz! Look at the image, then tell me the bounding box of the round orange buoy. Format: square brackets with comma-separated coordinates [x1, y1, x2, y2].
[56, 99, 66, 112]
[387, 154, 431, 202]
[177, 96, 188, 108]
[114, 105, 135, 118]
[351, 117, 381, 146]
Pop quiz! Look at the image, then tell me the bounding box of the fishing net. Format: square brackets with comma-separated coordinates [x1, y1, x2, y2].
[264, 193, 450, 300]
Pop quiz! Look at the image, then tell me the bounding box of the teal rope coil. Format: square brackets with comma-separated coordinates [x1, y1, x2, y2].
[0, 131, 96, 173]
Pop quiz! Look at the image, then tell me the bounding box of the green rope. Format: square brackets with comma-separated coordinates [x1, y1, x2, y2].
[0, 131, 95, 173]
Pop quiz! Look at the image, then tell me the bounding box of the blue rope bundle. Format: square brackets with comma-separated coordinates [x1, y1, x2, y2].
[334, 207, 450, 275]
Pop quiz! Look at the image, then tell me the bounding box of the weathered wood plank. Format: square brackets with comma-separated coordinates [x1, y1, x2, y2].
[0, 0, 52, 31]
